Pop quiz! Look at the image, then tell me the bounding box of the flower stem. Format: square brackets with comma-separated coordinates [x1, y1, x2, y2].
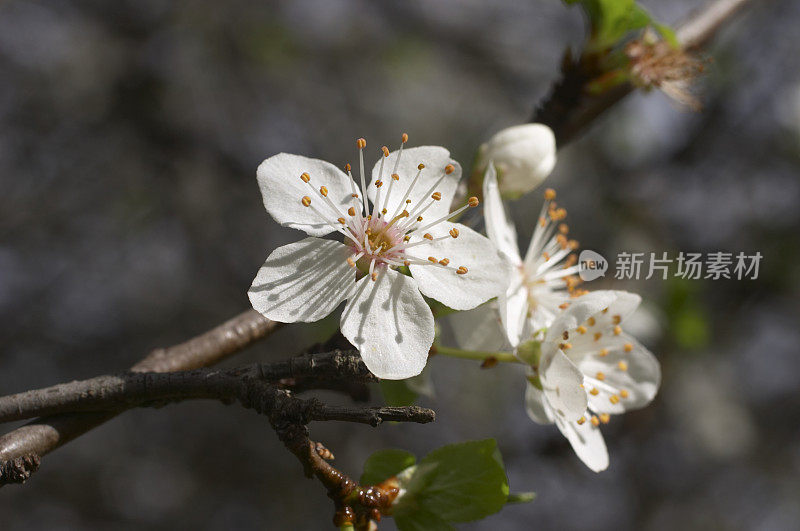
[434, 345, 520, 363]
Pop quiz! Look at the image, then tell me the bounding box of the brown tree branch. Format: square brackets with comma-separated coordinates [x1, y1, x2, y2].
[0, 309, 280, 484]
[533, 0, 755, 145]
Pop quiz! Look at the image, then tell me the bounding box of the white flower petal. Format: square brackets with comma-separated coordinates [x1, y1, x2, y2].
[368, 146, 461, 221]
[578, 334, 661, 414]
[482, 162, 521, 264]
[498, 275, 529, 347]
[540, 349, 587, 422]
[554, 414, 609, 472]
[249, 237, 355, 323]
[544, 290, 618, 345]
[340, 268, 434, 380]
[257, 153, 355, 237]
[408, 222, 512, 311]
[525, 381, 554, 425]
[447, 302, 510, 351]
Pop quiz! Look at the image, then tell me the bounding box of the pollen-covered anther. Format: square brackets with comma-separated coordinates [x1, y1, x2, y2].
[356, 138, 366, 149]
[417, 163, 425, 170]
[439, 258, 450, 266]
[590, 388, 599, 396]
[539, 217, 546, 228]
[596, 371, 606, 381]
[391, 173, 400, 181]
[617, 361, 628, 371]
[599, 413, 611, 424]
[609, 394, 620, 405]
[381, 146, 389, 157]
[403, 260, 410, 266]
[431, 192, 442, 201]
[560, 342, 572, 350]
[401, 133, 409, 143]
[624, 343, 633, 352]
[577, 416, 586, 425]
[568, 239, 579, 250]
[562, 331, 569, 340]
[559, 302, 570, 309]
[301, 196, 312, 207]
[300, 172, 310, 183]
[612, 315, 622, 325]
[423, 233, 433, 240]
[427, 256, 437, 263]
[594, 332, 602, 341]
[351, 193, 359, 198]
[559, 223, 569, 234]
[619, 389, 630, 398]
[337, 217, 346, 224]
[348, 207, 356, 216]
[598, 348, 609, 357]
[449, 228, 459, 238]
[577, 326, 587, 334]
[371, 272, 378, 281]
[543, 252, 550, 261]
[468, 196, 479, 207]
[344, 163, 351, 172]
[457, 266, 468, 275]
[381, 208, 387, 215]
[590, 415, 600, 427]
[587, 317, 596, 326]
[347, 258, 356, 268]
[445, 164, 455, 174]
[613, 325, 622, 336]
[319, 186, 328, 197]
[375, 180, 383, 188]
[403, 235, 410, 242]
[544, 188, 556, 200]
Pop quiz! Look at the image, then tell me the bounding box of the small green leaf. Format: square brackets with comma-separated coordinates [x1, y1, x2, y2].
[507, 492, 537, 504]
[395, 439, 509, 523]
[395, 508, 455, 531]
[380, 380, 419, 407]
[360, 449, 417, 485]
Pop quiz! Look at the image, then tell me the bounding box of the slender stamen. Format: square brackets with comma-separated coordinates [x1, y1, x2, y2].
[390, 163, 424, 219]
[357, 138, 368, 216]
[412, 196, 478, 235]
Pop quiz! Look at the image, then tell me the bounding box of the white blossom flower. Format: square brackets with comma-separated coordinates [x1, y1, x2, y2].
[527, 290, 661, 471]
[475, 123, 557, 198]
[249, 136, 511, 380]
[473, 163, 582, 349]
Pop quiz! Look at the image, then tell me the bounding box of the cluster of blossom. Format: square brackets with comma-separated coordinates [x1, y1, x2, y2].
[615, 251, 762, 280]
[248, 125, 660, 471]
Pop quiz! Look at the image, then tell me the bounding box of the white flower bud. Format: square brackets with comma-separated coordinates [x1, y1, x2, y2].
[477, 123, 556, 198]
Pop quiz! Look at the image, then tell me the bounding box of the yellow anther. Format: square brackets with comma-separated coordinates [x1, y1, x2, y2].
[468, 196, 479, 207]
[344, 163, 351, 172]
[417, 163, 425, 170]
[544, 188, 556, 200]
[348, 207, 356, 216]
[439, 258, 450, 266]
[619, 389, 629, 398]
[401, 133, 409, 143]
[624, 343, 633, 352]
[602, 308, 609, 314]
[428, 256, 437, 263]
[356, 138, 366, 149]
[392, 173, 399, 181]
[417, 216, 423, 222]
[403, 260, 410, 266]
[337, 217, 345, 224]
[613, 325, 622, 336]
[382, 146, 389, 157]
[319, 186, 328, 197]
[598, 348, 609, 357]
[617, 361, 628, 371]
[381, 208, 387, 214]
[539, 217, 546, 227]
[346, 258, 356, 267]
[445, 164, 455, 174]
[371, 272, 378, 281]
[543, 252, 550, 261]
[590, 415, 600, 427]
[587, 317, 596, 326]
[577, 326, 587, 334]
[300, 172, 310, 183]
[560, 342, 572, 350]
[559, 302, 570, 309]
[559, 223, 569, 234]
[599, 413, 610, 424]
[449, 228, 459, 238]
[590, 388, 599, 396]
[301, 196, 312, 207]
[577, 416, 586, 425]
[568, 239, 579, 250]
[351, 193, 359, 198]
[403, 235, 410, 242]
[612, 315, 621, 325]
[431, 192, 442, 201]
[596, 371, 606, 381]
[423, 233, 433, 240]
[594, 332, 602, 341]
[562, 331, 569, 340]
[375, 180, 383, 188]
[609, 394, 620, 404]
[457, 266, 468, 275]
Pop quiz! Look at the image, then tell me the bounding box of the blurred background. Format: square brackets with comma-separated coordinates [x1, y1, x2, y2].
[1, 0, 799, 529]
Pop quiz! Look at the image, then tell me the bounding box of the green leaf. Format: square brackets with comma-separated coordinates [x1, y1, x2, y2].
[507, 492, 537, 504]
[380, 379, 419, 407]
[395, 508, 455, 531]
[395, 439, 509, 523]
[360, 449, 417, 485]
[564, 0, 677, 51]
